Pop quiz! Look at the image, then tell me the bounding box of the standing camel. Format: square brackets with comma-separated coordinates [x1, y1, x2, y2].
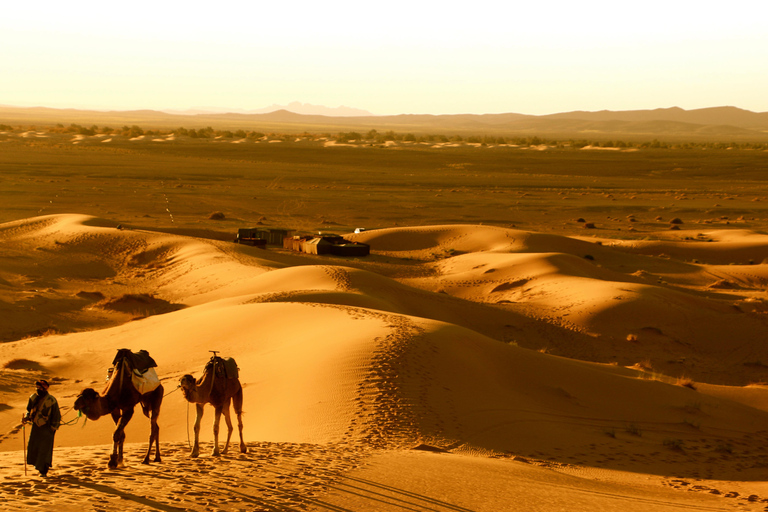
[179, 354, 246, 457]
[74, 349, 163, 468]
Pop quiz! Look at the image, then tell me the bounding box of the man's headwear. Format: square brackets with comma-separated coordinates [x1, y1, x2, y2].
[35, 379, 50, 389]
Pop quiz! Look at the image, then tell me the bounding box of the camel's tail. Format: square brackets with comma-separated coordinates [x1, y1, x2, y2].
[233, 382, 245, 416]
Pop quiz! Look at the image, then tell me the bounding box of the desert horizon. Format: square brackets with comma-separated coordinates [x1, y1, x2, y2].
[4, 2, 767, 508]
[2, 109, 768, 510]
[3, 103, 768, 143]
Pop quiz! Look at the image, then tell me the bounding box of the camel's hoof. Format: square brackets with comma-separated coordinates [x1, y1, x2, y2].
[141, 459, 150, 465]
[240, 445, 248, 454]
[212, 451, 221, 457]
[154, 456, 162, 463]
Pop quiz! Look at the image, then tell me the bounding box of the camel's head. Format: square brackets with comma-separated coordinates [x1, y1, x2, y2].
[179, 374, 196, 400]
[74, 388, 101, 420]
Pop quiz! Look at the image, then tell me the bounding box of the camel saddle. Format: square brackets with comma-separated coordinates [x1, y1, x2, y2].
[112, 348, 160, 395]
[208, 356, 239, 380]
[113, 348, 157, 372]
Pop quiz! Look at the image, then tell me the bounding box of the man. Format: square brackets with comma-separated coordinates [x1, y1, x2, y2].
[22, 380, 61, 477]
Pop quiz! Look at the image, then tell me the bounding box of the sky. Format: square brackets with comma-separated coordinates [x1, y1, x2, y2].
[2, 1, 767, 116]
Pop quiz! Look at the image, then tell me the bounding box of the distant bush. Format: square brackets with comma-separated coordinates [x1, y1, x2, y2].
[337, 131, 363, 143]
[122, 125, 144, 138]
[663, 438, 684, 451]
[676, 377, 697, 390]
[14, 121, 768, 151]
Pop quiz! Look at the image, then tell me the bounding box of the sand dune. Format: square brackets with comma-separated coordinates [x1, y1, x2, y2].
[2, 214, 768, 511]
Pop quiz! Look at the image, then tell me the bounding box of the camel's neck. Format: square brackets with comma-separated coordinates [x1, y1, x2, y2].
[99, 361, 131, 413]
[188, 371, 216, 403]
[86, 393, 117, 419]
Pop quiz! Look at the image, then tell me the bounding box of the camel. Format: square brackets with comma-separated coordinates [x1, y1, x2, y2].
[74, 349, 163, 468]
[179, 354, 246, 457]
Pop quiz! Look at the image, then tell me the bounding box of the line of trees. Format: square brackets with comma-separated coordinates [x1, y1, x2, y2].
[48, 123, 150, 138]
[337, 130, 768, 150]
[4, 123, 768, 150]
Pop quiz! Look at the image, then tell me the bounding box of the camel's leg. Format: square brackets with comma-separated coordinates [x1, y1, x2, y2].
[145, 404, 161, 464]
[152, 388, 163, 463]
[212, 405, 224, 457]
[191, 404, 204, 458]
[233, 386, 247, 453]
[110, 408, 132, 469]
[108, 410, 121, 469]
[221, 397, 234, 455]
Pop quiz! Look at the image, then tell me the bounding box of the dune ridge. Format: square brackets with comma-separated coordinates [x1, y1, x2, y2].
[3, 214, 768, 511]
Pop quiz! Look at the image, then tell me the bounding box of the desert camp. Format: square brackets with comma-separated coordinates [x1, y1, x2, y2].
[2, 5, 768, 507]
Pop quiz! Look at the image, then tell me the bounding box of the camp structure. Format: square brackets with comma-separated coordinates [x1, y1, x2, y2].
[283, 235, 313, 252]
[330, 240, 370, 257]
[285, 234, 370, 257]
[302, 236, 337, 255]
[235, 228, 293, 247]
[234, 228, 266, 247]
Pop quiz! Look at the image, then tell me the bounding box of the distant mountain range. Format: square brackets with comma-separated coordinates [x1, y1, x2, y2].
[162, 102, 374, 117]
[2, 104, 767, 141]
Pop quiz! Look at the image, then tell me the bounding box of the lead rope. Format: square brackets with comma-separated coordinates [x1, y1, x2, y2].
[22, 423, 27, 476]
[210, 360, 216, 396]
[186, 399, 191, 450]
[208, 351, 219, 397]
[60, 410, 82, 426]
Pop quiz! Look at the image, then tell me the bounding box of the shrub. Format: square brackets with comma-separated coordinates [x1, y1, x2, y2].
[663, 438, 684, 451]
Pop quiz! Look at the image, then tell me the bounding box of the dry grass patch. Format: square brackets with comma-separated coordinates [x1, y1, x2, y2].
[95, 293, 184, 316]
[631, 359, 653, 372]
[676, 377, 697, 390]
[3, 358, 46, 371]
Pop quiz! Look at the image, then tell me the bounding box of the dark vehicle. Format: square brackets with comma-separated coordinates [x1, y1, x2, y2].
[235, 228, 294, 247]
[234, 228, 267, 247]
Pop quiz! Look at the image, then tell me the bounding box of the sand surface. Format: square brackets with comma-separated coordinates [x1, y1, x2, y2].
[2, 214, 768, 511]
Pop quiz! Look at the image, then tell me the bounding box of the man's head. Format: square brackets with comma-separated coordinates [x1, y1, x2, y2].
[35, 380, 50, 394]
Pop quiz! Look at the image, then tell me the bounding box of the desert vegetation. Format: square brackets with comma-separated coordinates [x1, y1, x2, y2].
[3, 115, 768, 510]
[5, 121, 768, 150]
[1, 121, 767, 241]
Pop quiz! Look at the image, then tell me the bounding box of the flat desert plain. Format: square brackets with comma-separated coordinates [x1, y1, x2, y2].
[2, 131, 768, 511]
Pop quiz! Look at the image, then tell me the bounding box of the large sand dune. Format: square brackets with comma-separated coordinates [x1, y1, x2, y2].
[2, 214, 768, 511]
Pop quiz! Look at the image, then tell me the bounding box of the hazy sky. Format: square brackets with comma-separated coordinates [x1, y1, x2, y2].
[3, 1, 767, 115]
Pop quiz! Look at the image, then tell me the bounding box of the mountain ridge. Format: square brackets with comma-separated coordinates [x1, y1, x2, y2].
[1, 104, 767, 140]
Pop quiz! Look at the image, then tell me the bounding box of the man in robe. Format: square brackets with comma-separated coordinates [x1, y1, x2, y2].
[22, 379, 61, 477]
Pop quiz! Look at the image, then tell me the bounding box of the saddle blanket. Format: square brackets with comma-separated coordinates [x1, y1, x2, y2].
[132, 367, 161, 395]
[222, 358, 239, 380]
